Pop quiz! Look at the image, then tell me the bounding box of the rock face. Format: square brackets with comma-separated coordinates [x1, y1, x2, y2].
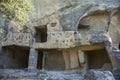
[0, 0, 120, 79]
[30, 0, 120, 48]
[27, 0, 120, 71]
[84, 70, 115, 80]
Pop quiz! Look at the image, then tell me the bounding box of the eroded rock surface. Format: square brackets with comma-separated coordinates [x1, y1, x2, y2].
[0, 69, 118, 80]
[0, 69, 84, 80]
[1, 0, 120, 79]
[84, 70, 115, 80]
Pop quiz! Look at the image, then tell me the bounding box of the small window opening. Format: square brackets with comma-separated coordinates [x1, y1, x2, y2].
[84, 49, 111, 70]
[35, 25, 47, 43]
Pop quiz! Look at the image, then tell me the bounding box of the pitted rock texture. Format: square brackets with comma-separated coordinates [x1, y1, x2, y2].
[1, 0, 120, 79]
[29, 0, 120, 48]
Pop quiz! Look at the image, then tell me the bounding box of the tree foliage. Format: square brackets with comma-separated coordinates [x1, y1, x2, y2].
[0, 0, 34, 26]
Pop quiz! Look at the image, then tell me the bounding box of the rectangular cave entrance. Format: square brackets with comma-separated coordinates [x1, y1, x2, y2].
[44, 50, 65, 70]
[37, 49, 65, 70]
[84, 48, 111, 70]
[2, 46, 29, 69]
[35, 25, 47, 43]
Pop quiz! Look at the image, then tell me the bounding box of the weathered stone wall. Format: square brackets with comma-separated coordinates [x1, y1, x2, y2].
[2, 32, 32, 47]
[1, 0, 120, 72]
[79, 11, 120, 48]
[27, 0, 120, 71]
[30, 0, 120, 48]
[30, 0, 120, 29]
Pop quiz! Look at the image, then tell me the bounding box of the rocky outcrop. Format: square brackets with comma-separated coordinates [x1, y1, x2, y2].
[84, 70, 115, 80]
[0, 69, 84, 80]
[30, 0, 120, 48]
[0, 69, 117, 80]
[1, 0, 120, 78]
[112, 69, 120, 80]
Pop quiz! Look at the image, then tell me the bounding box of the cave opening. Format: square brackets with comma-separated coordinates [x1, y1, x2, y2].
[35, 25, 47, 43]
[36, 49, 65, 70]
[3, 46, 29, 69]
[84, 48, 112, 70]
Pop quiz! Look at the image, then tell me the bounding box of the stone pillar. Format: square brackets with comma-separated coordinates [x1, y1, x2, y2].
[78, 50, 85, 64]
[70, 49, 79, 69]
[63, 49, 79, 70]
[78, 50, 88, 72]
[28, 48, 38, 70]
[42, 51, 47, 70]
[63, 50, 70, 70]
